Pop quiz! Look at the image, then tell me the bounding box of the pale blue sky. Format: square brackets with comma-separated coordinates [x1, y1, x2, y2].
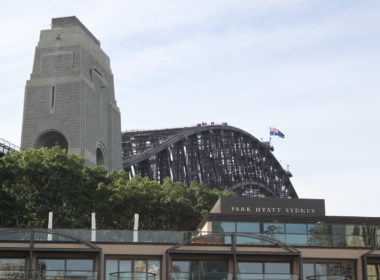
[1, 0, 379, 216]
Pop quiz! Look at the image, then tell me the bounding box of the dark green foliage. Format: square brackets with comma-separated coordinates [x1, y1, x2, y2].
[0, 147, 232, 230]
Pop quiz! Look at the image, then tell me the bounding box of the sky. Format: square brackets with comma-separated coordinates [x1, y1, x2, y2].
[0, 0, 379, 217]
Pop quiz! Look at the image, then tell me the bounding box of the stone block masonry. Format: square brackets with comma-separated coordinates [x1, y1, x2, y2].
[21, 16, 122, 170]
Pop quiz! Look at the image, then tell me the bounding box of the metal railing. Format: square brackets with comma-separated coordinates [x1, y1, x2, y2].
[0, 228, 193, 243]
[0, 270, 97, 280]
[0, 228, 379, 248]
[169, 272, 233, 280]
[109, 272, 156, 280]
[0, 138, 19, 155]
[237, 274, 298, 280]
[169, 273, 298, 280]
[306, 275, 353, 280]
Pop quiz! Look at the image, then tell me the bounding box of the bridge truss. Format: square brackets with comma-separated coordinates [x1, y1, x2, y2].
[122, 124, 297, 199]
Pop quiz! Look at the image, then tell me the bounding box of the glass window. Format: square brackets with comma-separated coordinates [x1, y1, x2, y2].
[327, 263, 341, 276]
[238, 262, 263, 273]
[38, 259, 65, 271]
[274, 234, 286, 243]
[345, 225, 362, 235]
[342, 263, 354, 277]
[204, 261, 226, 273]
[213, 221, 235, 233]
[263, 223, 284, 233]
[367, 264, 378, 280]
[238, 261, 291, 280]
[237, 222, 260, 233]
[307, 223, 334, 246]
[120, 260, 132, 272]
[38, 259, 65, 278]
[309, 223, 332, 234]
[307, 224, 317, 234]
[303, 264, 314, 280]
[0, 258, 26, 279]
[106, 259, 160, 280]
[0, 258, 26, 270]
[172, 260, 226, 280]
[66, 259, 93, 270]
[333, 235, 347, 247]
[331, 224, 346, 235]
[38, 258, 94, 279]
[172, 261, 190, 272]
[265, 263, 290, 274]
[134, 260, 147, 280]
[315, 263, 328, 276]
[134, 260, 147, 273]
[105, 260, 118, 280]
[172, 260, 226, 272]
[304, 262, 355, 280]
[285, 234, 307, 245]
[286, 224, 307, 234]
[346, 235, 365, 247]
[236, 236, 262, 245]
[148, 260, 160, 278]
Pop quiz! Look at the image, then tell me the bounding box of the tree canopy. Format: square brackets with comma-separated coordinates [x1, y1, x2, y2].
[0, 147, 232, 230]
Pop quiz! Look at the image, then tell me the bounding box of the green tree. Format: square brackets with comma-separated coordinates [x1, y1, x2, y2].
[0, 147, 106, 228]
[95, 176, 233, 230]
[97, 176, 200, 230]
[0, 147, 233, 230]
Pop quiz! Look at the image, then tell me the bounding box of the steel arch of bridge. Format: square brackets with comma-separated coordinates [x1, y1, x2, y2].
[123, 124, 297, 199]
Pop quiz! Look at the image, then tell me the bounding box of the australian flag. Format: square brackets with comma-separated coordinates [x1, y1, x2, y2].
[270, 127, 285, 138]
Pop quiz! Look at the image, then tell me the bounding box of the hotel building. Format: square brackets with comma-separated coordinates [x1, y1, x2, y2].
[1, 196, 380, 280]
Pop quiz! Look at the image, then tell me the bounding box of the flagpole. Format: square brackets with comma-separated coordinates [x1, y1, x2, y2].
[269, 126, 272, 145]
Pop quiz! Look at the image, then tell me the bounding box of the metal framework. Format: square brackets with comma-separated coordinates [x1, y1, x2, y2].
[122, 124, 297, 198]
[0, 138, 19, 157]
[166, 232, 301, 280]
[0, 228, 100, 279]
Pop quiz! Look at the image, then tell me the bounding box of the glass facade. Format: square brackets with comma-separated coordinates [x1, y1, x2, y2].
[37, 258, 95, 279]
[106, 259, 160, 280]
[237, 261, 292, 280]
[0, 258, 26, 279]
[303, 262, 355, 280]
[0, 225, 377, 248]
[367, 264, 380, 280]
[212, 221, 377, 247]
[171, 260, 227, 280]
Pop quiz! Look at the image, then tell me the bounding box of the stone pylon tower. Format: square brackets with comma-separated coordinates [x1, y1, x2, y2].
[21, 16, 122, 170]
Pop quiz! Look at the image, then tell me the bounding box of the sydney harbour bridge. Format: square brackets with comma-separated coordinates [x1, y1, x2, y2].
[122, 123, 297, 199]
[1, 123, 297, 199]
[4, 17, 297, 200]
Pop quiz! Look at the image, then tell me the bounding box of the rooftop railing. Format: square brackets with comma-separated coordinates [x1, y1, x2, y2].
[0, 228, 193, 243]
[0, 228, 379, 248]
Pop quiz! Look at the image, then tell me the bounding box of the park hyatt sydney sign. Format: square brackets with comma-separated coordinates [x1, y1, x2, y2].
[212, 197, 325, 217]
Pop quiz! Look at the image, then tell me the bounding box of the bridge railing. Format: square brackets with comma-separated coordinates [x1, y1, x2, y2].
[0, 138, 19, 155]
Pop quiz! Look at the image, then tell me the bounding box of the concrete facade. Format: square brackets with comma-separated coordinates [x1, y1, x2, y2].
[21, 16, 122, 170]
